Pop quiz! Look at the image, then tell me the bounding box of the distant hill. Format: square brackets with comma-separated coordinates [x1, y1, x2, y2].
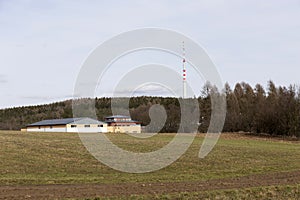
[1, 81, 300, 137]
[0, 97, 186, 132]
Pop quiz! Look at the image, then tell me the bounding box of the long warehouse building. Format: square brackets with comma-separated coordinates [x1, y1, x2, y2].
[23, 116, 141, 133]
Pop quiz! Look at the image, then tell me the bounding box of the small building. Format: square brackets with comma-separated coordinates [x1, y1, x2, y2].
[25, 117, 107, 133]
[105, 115, 141, 133]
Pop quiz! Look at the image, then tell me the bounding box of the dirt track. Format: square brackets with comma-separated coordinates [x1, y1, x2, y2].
[1, 170, 300, 199]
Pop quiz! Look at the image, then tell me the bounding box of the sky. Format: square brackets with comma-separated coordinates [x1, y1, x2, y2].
[1, 0, 300, 109]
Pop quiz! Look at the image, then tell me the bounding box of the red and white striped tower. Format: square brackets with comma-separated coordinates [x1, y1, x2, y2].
[182, 41, 187, 99]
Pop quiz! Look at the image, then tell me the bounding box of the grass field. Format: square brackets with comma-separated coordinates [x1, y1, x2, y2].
[0, 130, 299, 199]
[96, 185, 300, 200]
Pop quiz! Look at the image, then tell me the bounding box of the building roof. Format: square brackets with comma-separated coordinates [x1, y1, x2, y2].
[104, 117, 141, 124]
[105, 115, 131, 119]
[107, 122, 141, 126]
[69, 118, 106, 125]
[27, 117, 105, 127]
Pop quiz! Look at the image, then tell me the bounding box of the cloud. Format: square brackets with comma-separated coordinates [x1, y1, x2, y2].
[1, 0, 300, 109]
[111, 84, 179, 97]
[19, 94, 74, 101]
[134, 84, 172, 95]
[0, 74, 7, 83]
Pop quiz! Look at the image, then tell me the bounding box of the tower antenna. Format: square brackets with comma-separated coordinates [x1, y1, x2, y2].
[182, 41, 187, 99]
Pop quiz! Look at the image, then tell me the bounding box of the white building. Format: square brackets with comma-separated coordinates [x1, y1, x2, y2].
[25, 117, 107, 133]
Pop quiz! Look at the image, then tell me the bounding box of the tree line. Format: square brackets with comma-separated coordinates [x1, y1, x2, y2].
[0, 81, 299, 137]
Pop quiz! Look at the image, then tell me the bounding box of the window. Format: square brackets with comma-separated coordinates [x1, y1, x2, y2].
[84, 125, 90, 128]
[98, 125, 103, 127]
[71, 125, 77, 128]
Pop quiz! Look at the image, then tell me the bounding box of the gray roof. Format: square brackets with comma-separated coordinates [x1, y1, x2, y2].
[104, 115, 140, 123]
[105, 115, 131, 119]
[69, 118, 106, 125]
[27, 117, 105, 127]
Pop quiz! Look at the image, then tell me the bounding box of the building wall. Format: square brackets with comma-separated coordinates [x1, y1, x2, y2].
[108, 122, 139, 126]
[66, 124, 107, 133]
[107, 125, 141, 133]
[26, 124, 108, 133]
[26, 125, 67, 132]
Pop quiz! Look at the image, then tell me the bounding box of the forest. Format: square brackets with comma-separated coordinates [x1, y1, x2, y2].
[0, 81, 299, 138]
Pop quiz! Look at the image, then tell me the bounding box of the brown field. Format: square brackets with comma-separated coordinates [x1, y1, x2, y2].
[0, 131, 299, 199]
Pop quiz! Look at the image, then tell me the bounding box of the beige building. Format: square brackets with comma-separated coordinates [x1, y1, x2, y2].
[23, 116, 141, 133]
[24, 117, 107, 133]
[105, 115, 141, 133]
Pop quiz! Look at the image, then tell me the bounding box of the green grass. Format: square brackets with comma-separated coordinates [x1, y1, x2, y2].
[81, 184, 300, 200]
[0, 131, 300, 185]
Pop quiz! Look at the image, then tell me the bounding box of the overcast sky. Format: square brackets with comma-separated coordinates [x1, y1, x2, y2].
[1, 0, 300, 109]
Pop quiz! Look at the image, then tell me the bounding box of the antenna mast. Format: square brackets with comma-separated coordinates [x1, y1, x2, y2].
[182, 41, 187, 99]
